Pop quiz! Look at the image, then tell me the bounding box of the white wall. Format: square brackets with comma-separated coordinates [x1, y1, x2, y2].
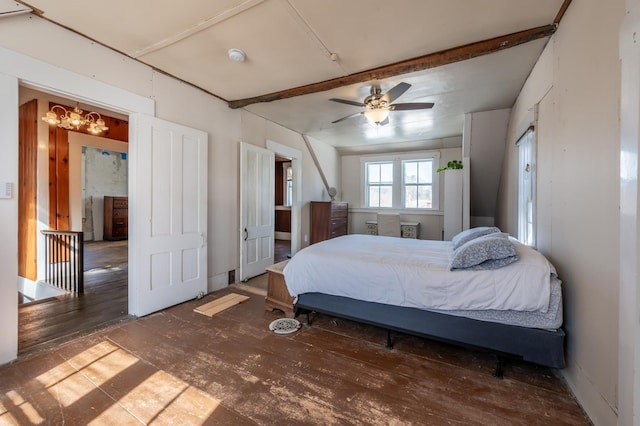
[0, 73, 19, 363]
[496, 0, 624, 423]
[467, 109, 510, 226]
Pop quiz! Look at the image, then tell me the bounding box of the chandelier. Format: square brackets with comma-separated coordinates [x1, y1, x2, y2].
[42, 104, 109, 135]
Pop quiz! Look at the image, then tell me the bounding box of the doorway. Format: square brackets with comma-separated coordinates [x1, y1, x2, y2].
[17, 89, 131, 353]
[275, 155, 292, 263]
[239, 140, 301, 282]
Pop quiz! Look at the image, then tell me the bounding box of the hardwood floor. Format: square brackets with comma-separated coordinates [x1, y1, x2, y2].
[274, 238, 290, 263]
[18, 240, 129, 354]
[3, 287, 590, 424]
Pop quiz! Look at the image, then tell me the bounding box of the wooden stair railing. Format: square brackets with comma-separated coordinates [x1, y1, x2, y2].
[41, 230, 84, 294]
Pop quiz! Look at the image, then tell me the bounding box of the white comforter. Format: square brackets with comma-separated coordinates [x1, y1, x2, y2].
[283, 234, 555, 312]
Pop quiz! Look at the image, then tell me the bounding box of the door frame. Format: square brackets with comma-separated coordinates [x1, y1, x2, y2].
[0, 46, 154, 363]
[266, 140, 301, 256]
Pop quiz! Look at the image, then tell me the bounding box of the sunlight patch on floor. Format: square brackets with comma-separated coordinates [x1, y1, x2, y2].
[19, 340, 224, 424]
[4, 390, 44, 424]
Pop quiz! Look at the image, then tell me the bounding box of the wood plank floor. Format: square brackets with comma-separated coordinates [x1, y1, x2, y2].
[4, 286, 591, 425]
[18, 240, 130, 354]
[19, 238, 287, 354]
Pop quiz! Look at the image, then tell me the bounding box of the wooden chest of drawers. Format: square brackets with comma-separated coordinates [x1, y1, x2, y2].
[310, 201, 348, 244]
[103, 196, 128, 240]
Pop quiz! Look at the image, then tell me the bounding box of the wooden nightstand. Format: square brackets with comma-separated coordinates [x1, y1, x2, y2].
[265, 260, 294, 316]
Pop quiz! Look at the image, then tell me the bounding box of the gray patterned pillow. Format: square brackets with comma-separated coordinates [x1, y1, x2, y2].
[449, 233, 518, 271]
[451, 226, 501, 250]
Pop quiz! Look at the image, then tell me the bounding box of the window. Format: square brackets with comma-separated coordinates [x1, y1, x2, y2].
[283, 163, 292, 207]
[366, 161, 394, 208]
[403, 159, 433, 209]
[362, 152, 439, 210]
[517, 127, 535, 246]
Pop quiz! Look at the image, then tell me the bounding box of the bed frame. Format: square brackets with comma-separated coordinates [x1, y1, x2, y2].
[294, 292, 565, 375]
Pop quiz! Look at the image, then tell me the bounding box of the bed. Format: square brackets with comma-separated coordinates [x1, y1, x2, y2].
[283, 230, 565, 372]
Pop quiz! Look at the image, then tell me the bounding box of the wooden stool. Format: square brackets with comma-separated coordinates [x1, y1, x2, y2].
[265, 260, 294, 316]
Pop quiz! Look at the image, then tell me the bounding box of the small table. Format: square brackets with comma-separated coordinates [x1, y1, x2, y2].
[365, 221, 420, 239]
[265, 260, 295, 316]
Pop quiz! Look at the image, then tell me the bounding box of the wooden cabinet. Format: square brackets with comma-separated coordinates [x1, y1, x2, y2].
[103, 196, 128, 240]
[310, 201, 348, 244]
[443, 169, 463, 240]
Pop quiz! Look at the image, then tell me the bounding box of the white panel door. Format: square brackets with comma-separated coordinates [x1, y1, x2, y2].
[240, 142, 274, 281]
[129, 114, 207, 317]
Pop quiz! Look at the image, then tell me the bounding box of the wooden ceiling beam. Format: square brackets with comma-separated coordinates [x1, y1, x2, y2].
[228, 24, 557, 109]
[553, 0, 573, 25]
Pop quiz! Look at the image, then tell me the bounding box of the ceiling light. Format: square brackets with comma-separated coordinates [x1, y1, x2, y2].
[42, 104, 109, 135]
[364, 108, 390, 125]
[228, 48, 246, 62]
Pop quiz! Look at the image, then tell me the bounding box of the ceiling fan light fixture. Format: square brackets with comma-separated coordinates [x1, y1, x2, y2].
[364, 108, 390, 125]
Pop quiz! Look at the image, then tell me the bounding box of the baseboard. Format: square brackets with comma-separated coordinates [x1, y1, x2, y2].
[275, 232, 291, 240]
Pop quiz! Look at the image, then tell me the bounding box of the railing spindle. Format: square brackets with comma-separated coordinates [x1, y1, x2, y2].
[40, 230, 84, 294]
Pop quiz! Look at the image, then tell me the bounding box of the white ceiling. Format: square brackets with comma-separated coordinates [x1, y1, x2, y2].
[17, 0, 565, 152]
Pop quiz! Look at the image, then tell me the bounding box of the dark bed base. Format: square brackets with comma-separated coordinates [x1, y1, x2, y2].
[294, 293, 565, 371]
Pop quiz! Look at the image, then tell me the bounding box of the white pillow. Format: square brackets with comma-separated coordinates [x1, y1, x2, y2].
[451, 226, 500, 250]
[449, 233, 518, 271]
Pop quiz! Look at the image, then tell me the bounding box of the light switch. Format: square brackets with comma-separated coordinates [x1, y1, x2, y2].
[0, 182, 13, 199]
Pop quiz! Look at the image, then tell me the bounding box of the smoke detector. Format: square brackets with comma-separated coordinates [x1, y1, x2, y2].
[228, 49, 246, 62]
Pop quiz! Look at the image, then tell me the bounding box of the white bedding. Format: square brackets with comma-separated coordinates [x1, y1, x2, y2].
[283, 234, 556, 312]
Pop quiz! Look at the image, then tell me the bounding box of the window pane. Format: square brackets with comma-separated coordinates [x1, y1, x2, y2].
[418, 185, 432, 208]
[379, 186, 393, 207]
[380, 163, 393, 184]
[369, 186, 380, 207]
[418, 161, 432, 183]
[404, 162, 417, 184]
[368, 163, 380, 184]
[404, 186, 417, 208]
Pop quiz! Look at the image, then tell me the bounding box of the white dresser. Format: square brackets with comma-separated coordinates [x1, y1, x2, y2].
[365, 221, 420, 239]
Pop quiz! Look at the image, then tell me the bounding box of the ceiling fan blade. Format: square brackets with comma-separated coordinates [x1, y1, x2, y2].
[379, 116, 390, 126]
[380, 82, 411, 104]
[329, 98, 365, 107]
[389, 102, 435, 111]
[332, 111, 363, 123]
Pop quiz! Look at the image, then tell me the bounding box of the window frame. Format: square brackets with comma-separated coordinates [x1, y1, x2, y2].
[361, 151, 440, 211]
[283, 162, 292, 207]
[517, 126, 536, 246]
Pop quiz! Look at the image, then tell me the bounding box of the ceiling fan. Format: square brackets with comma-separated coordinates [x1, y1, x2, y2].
[329, 82, 434, 126]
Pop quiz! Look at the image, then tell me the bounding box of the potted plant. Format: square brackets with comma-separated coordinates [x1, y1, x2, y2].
[437, 160, 463, 173]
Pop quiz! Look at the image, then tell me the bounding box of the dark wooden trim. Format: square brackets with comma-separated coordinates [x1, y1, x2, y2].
[18, 99, 38, 281]
[228, 25, 557, 109]
[553, 0, 573, 25]
[55, 127, 70, 230]
[48, 124, 57, 229]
